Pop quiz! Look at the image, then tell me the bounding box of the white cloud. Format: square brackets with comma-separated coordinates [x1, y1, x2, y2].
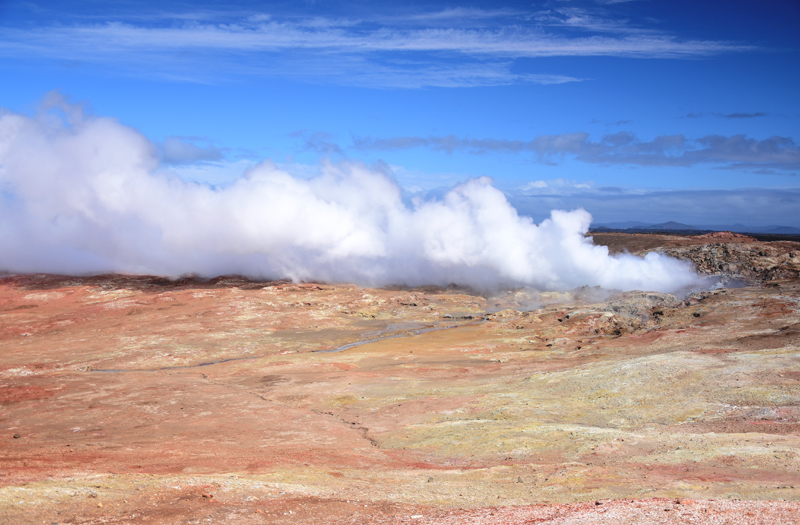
[520, 178, 597, 195]
[0, 99, 702, 293]
[387, 164, 472, 192]
[523, 180, 549, 189]
[0, 9, 751, 87]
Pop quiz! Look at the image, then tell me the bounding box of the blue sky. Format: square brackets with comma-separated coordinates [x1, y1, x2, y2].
[1, 0, 799, 227]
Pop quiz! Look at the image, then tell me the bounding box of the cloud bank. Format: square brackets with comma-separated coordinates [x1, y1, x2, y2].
[354, 131, 800, 171]
[0, 101, 702, 293]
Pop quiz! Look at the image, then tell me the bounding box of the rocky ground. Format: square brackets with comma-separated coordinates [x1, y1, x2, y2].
[1, 233, 799, 524]
[592, 231, 800, 282]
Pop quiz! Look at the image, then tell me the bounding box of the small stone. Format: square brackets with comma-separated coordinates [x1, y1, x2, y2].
[517, 477, 523, 483]
[427, 477, 433, 482]
[97, 502, 103, 508]
[595, 501, 602, 506]
[12, 434, 20, 439]
[88, 493, 97, 499]
[202, 493, 213, 499]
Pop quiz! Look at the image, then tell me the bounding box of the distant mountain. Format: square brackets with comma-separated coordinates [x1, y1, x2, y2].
[593, 221, 651, 229]
[695, 224, 800, 234]
[766, 225, 800, 234]
[693, 223, 750, 233]
[590, 221, 800, 234]
[643, 221, 698, 231]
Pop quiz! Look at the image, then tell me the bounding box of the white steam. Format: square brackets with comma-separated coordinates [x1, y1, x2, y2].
[0, 100, 702, 292]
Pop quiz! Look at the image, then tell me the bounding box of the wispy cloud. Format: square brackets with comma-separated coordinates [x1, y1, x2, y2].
[519, 178, 596, 195]
[353, 133, 592, 155]
[0, 7, 752, 88]
[719, 111, 769, 119]
[682, 111, 770, 119]
[353, 131, 800, 170]
[291, 131, 343, 155]
[590, 118, 632, 125]
[594, 0, 647, 5]
[382, 7, 525, 25]
[1, 19, 748, 57]
[159, 136, 222, 164]
[532, 6, 653, 35]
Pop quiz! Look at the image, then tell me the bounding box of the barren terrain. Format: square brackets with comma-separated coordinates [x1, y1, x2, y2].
[1, 233, 799, 524]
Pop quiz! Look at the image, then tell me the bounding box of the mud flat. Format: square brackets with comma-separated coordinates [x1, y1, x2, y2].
[1, 233, 799, 524]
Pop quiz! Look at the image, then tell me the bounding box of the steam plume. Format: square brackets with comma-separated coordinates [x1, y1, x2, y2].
[0, 99, 702, 292]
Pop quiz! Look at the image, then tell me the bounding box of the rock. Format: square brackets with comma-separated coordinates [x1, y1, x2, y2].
[603, 291, 681, 318]
[12, 433, 20, 439]
[657, 242, 800, 281]
[487, 309, 521, 319]
[202, 493, 213, 499]
[695, 231, 757, 242]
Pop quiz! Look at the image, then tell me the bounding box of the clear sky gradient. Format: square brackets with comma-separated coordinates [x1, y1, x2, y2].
[1, 0, 798, 227]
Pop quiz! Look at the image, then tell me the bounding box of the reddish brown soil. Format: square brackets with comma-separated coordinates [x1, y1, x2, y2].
[13, 496, 800, 524]
[2, 234, 799, 523]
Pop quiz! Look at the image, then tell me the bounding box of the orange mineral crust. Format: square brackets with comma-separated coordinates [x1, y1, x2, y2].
[1, 233, 799, 524]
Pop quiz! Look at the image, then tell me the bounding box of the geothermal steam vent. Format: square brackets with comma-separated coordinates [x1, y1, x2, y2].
[0, 107, 700, 292]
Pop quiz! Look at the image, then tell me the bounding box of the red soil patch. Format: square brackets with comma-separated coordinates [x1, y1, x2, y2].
[0, 384, 58, 404]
